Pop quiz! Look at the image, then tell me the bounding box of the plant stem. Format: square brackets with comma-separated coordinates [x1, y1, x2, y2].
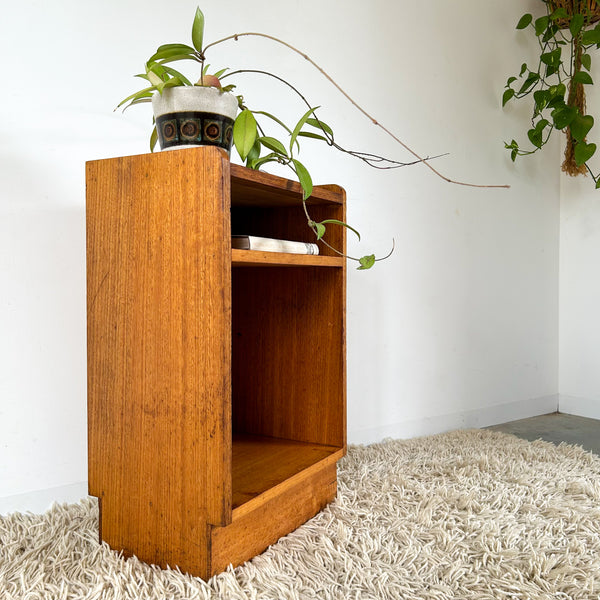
[203, 32, 510, 189]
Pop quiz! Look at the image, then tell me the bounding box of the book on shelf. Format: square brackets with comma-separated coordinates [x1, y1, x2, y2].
[231, 235, 319, 255]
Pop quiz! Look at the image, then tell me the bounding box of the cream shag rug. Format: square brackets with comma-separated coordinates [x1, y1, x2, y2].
[2, 429, 600, 599]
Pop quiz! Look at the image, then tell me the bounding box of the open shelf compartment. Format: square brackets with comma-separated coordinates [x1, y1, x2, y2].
[231, 434, 343, 514]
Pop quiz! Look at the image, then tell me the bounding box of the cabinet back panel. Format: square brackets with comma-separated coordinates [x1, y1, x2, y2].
[232, 267, 346, 447]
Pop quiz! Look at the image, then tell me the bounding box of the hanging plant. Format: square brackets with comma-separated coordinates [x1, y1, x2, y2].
[503, 0, 600, 186]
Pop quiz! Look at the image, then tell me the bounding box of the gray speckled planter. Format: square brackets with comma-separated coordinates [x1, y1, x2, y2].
[152, 87, 238, 153]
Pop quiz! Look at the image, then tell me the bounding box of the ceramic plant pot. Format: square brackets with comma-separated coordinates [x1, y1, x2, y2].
[152, 86, 238, 153]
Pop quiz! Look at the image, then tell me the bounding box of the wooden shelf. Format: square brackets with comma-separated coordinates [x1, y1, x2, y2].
[230, 163, 344, 207]
[232, 248, 344, 267]
[231, 434, 342, 514]
[86, 146, 346, 579]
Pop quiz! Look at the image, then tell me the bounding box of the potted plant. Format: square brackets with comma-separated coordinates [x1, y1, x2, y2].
[119, 7, 506, 267]
[503, 0, 600, 185]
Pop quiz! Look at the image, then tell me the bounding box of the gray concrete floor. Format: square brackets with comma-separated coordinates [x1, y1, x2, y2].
[487, 412, 600, 455]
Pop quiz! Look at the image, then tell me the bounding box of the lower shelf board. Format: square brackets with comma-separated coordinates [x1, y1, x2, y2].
[231, 248, 344, 267]
[231, 434, 343, 513]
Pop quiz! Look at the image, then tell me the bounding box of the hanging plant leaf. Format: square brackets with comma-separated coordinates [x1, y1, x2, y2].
[518, 72, 540, 94]
[582, 27, 600, 45]
[527, 119, 549, 148]
[573, 71, 594, 85]
[533, 89, 548, 113]
[313, 222, 326, 240]
[550, 7, 569, 21]
[502, 88, 515, 107]
[289, 107, 318, 153]
[357, 255, 376, 270]
[320, 219, 361, 240]
[516, 13, 533, 29]
[292, 159, 313, 200]
[574, 141, 596, 165]
[582, 54, 592, 71]
[534, 15, 549, 36]
[570, 13, 585, 37]
[570, 113, 594, 142]
[552, 105, 577, 130]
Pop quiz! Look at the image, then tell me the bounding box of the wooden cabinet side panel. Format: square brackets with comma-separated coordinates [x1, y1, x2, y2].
[86, 147, 232, 574]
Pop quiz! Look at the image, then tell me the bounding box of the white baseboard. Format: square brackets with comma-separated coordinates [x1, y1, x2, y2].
[348, 394, 559, 445]
[558, 394, 600, 420]
[0, 481, 89, 516]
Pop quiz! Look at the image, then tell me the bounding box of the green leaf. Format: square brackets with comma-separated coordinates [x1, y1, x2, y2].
[573, 71, 593, 85]
[570, 113, 594, 142]
[516, 13, 533, 29]
[540, 48, 561, 66]
[246, 139, 261, 165]
[127, 96, 153, 108]
[155, 43, 196, 54]
[357, 255, 376, 270]
[570, 13, 585, 37]
[533, 89, 548, 113]
[297, 131, 330, 142]
[527, 122, 546, 148]
[581, 54, 592, 72]
[148, 45, 196, 63]
[162, 76, 183, 89]
[292, 159, 313, 200]
[192, 7, 205, 52]
[550, 7, 569, 21]
[253, 110, 293, 134]
[582, 27, 600, 45]
[146, 69, 165, 88]
[320, 219, 361, 241]
[574, 141, 596, 165]
[161, 65, 193, 86]
[157, 53, 200, 66]
[314, 222, 326, 240]
[502, 88, 515, 107]
[116, 86, 155, 110]
[251, 153, 279, 170]
[547, 83, 567, 108]
[534, 15, 549, 36]
[150, 126, 158, 153]
[289, 106, 318, 153]
[520, 63, 528, 76]
[233, 109, 258, 160]
[518, 72, 540, 94]
[552, 105, 577, 129]
[506, 76, 517, 86]
[305, 117, 334, 137]
[259, 136, 288, 155]
[595, 178, 600, 189]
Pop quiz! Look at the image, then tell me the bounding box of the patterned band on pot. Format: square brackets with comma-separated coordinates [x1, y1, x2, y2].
[156, 111, 235, 152]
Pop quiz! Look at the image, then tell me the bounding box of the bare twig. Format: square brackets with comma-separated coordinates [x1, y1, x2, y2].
[204, 32, 510, 189]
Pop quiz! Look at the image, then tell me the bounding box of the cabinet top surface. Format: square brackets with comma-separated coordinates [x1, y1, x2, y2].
[87, 147, 345, 207]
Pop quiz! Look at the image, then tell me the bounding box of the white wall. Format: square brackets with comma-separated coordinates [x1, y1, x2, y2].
[0, 0, 559, 513]
[559, 73, 600, 421]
